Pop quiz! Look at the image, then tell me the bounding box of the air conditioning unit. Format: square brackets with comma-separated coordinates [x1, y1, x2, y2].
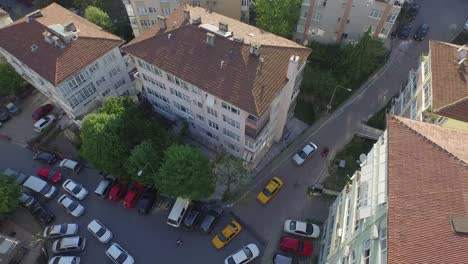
[336, 228, 343, 237]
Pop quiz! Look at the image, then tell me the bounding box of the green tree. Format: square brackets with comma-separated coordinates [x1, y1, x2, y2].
[0, 176, 22, 217]
[33, 0, 52, 8]
[74, 0, 103, 11]
[158, 145, 214, 200]
[0, 64, 27, 97]
[254, 0, 302, 38]
[84, 6, 112, 31]
[125, 140, 164, 185]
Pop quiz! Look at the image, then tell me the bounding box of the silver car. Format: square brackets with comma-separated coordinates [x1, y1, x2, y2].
[43, 223, 78, 239]
[292, 142, 318, 165]
[57, 195, 84, 217]
[87, 219, 113, 243]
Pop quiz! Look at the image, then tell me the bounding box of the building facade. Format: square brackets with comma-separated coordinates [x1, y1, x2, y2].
[0, 4, 134, 119]
[123, 6, 310, 165]
[295, 0, 404, 44]
[122, 0, 250, 37]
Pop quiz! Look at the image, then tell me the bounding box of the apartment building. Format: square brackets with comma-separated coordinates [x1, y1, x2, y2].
[123, 5, 311, 164]
[320, 115, 468, 264]
[390, 41, 468, 129]
[295, 0, 404, 44]
[0, 4, 134, 119]
[0, 8, 13, 28]
[122, 0, 250, 37]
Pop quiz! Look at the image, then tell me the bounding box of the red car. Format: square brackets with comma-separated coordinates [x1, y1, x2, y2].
[32, 104, 54, 121]
[122, 183, 145, 208]
[280, 236, 313, 256]
[36, 167, 62, 183]
[108, 180, 127, 203]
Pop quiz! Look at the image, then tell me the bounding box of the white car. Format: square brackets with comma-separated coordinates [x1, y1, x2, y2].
[48, 256, 80, 264]
[87, 219, 113, 243]
[52, 236, 86, 253]
[33, 114, 55, 132]
[62, 179, 88, 200]
[106, 243, 135, 264]
[292, 142, 318, 165]
[57, 195, 84, 217]
[43, 223, 78, 239]
[224, 243, 260, 264]
[284, 220, 320, 238]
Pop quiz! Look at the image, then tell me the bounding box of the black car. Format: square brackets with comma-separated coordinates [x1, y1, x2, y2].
[414, 23, 429, 41]
[199, 207, 223, 233]
[406, 3, 421, 20]
[397, 23, 413, 39]
[183, 206, 202, 230]
[33, 151, 58, 165]
[0, 107, 9, 122]
[136, 187, 157, 215]
[29, 202, 54, 225]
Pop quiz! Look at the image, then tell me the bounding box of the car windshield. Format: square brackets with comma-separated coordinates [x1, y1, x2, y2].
[298, 241, 304, 252]
[59, 225, 66, 234]
[306, 223, 314, 235]
[298, 150, 307, 159]
[95, 227, 106, 237]
[68, 202, 78, 211]
[218, 232, 229, 242]
[243, 247, 253, 258]
[48, 171, 55, 179]
[226, 257, 236, 264]
[262, 188, 272, 197]
[116, 252, 128, 263]
[71, 185, 81, 194]
[39, 185, 51, 195]
[289, 221, 296, 231]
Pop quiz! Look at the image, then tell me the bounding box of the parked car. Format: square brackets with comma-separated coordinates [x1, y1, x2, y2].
[48, 256, 80, 264]
[87, 219, 113, 243]
[183, 206, 202, 230]
[0, 106, 9, 122]
[62, 179, 88, 200]
[284, 220, 320, 238]
[32, 104, 54, 121]
[29, 202, 54, 225]
[406, 2, 420, 20]
[199, 207, 223, 233]
[94, 175, 115, 198]
[122, 183, 145, 208]
[51, 236, 86, 254]
[273, 253, 297, 264]
[3, 168, 29, 184]
[23, 176, 57, 198]
[108, 180, 127, 203]
[33, 151, 58, 165]
[212, 219, 242, 249]
[413, 23, 429, 41]
[19, 192, 37, 208]
[106, 243, 135, 264]
[6, 102, 19, 115]
[57, 195, 85, 217]
[279, 236, 313, 257]
[36, 167, 62, 183]
[397, 23, 413, 39]
[292, 142, 318, 165]
[257, 177, 283, 204]
[136, 187, 157, 215]
[43, 223, 78, 239]
[224, 243, 260, 264]
[59, 159, 82, 174]
[34, 114, 56, 132]
[167, 197, 191, 228]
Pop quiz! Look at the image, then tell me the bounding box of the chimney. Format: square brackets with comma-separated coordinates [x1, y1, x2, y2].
[26, 10, 43, 23]
[249, 43, 260, 56]
[183, 9, 190, 21]
[64, 22, 77, 32]
[233, 36, 244, 44]
[157, 15, 167, 30]
[287, 55, 300, 80]
[43, 31, 53, 44]
[191, 16, 201, 25]
[30, 44, 38, 52]
[219, 22, 228, 32]
[206, 32, 215, 46]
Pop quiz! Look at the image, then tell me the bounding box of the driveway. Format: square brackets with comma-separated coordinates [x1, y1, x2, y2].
[0, 141, 264, 263]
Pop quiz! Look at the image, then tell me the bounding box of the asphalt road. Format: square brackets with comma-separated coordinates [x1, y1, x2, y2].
[0, 141, 264, 263]
[231, 0, 468, 262]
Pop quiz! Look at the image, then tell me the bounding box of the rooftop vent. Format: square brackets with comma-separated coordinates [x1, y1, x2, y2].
[157, 15, 167, 30]
[183, 9, 190, 21]
[43, 31, 53, 44]
[30, 44, 38, 52]
[51, 36, 65, 49]
[48, 24, 78, 43]
[64, 22, 77, 32]
[450, 216, 468, 234]
[206, 32, 215, 46]
[26, 10, 43, 23]
[233, 36, 244, 44]
[219, 22, 228, 32]
[192, 16, 202, 26]
[456, 46, 467, 65]
[249, 43, 260, 56]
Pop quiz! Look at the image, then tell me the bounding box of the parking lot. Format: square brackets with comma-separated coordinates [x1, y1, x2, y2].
[0, 141, 264, 263]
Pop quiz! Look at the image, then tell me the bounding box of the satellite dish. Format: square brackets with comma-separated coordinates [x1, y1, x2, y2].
[359, 154, 367, 164]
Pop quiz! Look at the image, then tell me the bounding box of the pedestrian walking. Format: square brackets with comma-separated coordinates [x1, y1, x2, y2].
[176, 239, 183, 246]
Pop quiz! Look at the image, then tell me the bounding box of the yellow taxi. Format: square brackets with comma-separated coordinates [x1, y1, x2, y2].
[211, 219, 242, 249]
[257, 177, 283, 204]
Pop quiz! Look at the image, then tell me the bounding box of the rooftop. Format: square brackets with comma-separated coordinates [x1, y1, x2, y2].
[123, 5, 311, 116]
[430, 41, 468, 123]
[387, 115, 468, 263]
[0, 3, 123, 86]
[0, 8, 9, 19]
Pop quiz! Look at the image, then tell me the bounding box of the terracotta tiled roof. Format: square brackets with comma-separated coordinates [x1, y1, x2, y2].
[430, 41, 468, 122]
[0, 3, 123, 86]
[387, 115, 468, 264]
[123, 5, 311, 116]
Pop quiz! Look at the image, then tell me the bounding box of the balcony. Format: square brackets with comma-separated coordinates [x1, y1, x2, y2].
[245, 114, 269, 139]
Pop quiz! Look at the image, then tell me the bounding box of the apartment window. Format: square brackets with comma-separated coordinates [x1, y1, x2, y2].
[207, 107, 218, 117]
[224, 140, 240, 153]
[363, 239, 371, 264]
[137, 7, 148, 14]
[296, 24, 305, 33]
[148, 7, 157, 13]
[221, 102, 240, 115]
[223, 128, 240, 142]
[386, 14, 397, 24]
[205, 130, 219, 141]
[103, 52, 116, 65]
[130, 18, 137, 25]
[312, 11, 322, 21]
[173, 101, 193, 117]
[380, 27, 390, 37]
[167, 74, 188, 90]
[192, 1, 201, 7]
[170, 88, 190, 102]
[151, 20, 157, 25]
[349, 251, 356, 264]
[67, 83, 97, 108]
[423, 61, 430, 78]
[108, 66, 121, 78]
[223, 115, 240, 129]
[209, 120, 219, 130]
[322, 0, 327, 7]
[88, 62, 99, 73]
[380, 225, 387, 262]
[96, 77, 106, 86]
[161, 7, 171, 16]
[140, 20, 151, 27]
[114, 78, 126, 89]
[369, 9, 383, 19]
[196, 114, 204, 121]
[145, 86, 169, 103]
[241, 0, 249, 7]
[245, 139, 254, 149]
[423, 82, 431, 109]
[410, 99, 418, 119]
[364, 25, 376, 33]
[60, 70, 91, 95]
[151, 100, 171, 113]
[102, 89, 111, 97]
[142, 73, 166, 90]
[192, 86, 201, 95]
[193, 100, 203, 108]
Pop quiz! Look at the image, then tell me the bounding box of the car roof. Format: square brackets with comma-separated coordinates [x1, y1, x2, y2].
[60, 236, 80, 246]
[65, 180, 78, 190]
[88, 220, 103, 232]
[293, 221, 308, 232]
[108, 244, 124, 259]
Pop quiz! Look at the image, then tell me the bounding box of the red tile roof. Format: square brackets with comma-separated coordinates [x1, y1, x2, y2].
[387, 115, 468, 264]
[0, 3, 123, 86]
[430, 41, 468, 123]
[123, 5, 311, 116]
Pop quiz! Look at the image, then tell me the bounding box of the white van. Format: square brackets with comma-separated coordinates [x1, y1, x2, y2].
[167, 197, 191, 228]
[23, 176, 57, 198]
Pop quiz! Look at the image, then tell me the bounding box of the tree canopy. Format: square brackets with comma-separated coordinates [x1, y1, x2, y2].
[0, 176, 22, 217]
[254, 0, 302, 38]
[0, 64, 28, 97]
[125, 140, 165, 185]
[84, 6, 112, 31]
[158, 145, 214, 200]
